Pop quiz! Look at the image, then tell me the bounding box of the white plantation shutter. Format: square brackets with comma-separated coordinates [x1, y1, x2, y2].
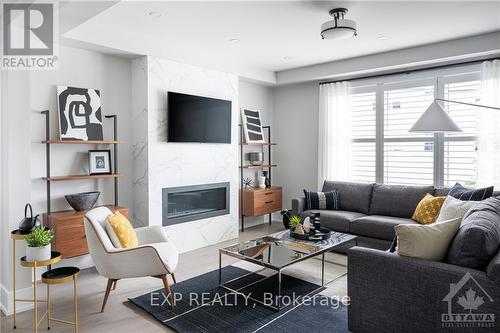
[383, 85, 435, 185]
[350, 90, 376, 182]
[337, 70, 481, 187]
[443, 80, 480, 187]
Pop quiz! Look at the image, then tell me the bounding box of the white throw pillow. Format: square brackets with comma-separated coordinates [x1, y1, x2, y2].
[104, 217, 122, 248]
[395, 218, 461, 261]
[435, 195, 478, 223]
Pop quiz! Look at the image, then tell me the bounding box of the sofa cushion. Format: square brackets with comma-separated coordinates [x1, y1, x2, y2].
[395, 218, 461, 261]
[448, 182, 494, 201]
[350, 215, 418, 241]
[321, 181, 374, 214]
[369, 184, 434, 218]
[446, 197, 500, 269]
[301, 210, 365, 233]
[411, 193, 446, 224]
[435, 195, 478, 223]
[434, 188, 451, 196]
[303, 189, 339, 210]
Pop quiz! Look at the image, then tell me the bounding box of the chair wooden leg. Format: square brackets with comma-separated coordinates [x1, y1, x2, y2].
[171, 272, 177, 284]
[101, 279, 116, 313]
[161, 275, 175, 310]
[111, 280, 118, 290]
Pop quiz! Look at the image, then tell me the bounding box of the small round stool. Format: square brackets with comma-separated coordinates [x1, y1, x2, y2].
[42, 267, 80, 333]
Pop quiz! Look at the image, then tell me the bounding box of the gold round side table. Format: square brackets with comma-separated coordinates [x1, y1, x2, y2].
[10, 229, 31, 329]
[42, 267, 80, 333]
[19, 251, 61, 333]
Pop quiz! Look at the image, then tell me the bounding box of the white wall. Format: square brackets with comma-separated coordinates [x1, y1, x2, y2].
[274, 82, 319, 208]
[1, 45, 132, 315]
[131, 56, 239, 254]
[238, 80, 277, 227]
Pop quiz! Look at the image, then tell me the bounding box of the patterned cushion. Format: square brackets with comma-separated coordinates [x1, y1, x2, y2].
[303, 189, 339, 210]
[448, 183, 494, 201]
[412, 193, 446, 224]
[106, 211, 138, 248]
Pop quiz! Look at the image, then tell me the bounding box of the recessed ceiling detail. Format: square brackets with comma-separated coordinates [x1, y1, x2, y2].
[61, 1, 500, 83]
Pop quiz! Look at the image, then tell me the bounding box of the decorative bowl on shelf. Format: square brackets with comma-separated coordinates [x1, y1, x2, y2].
[248, 152, 264, 166]
[65, 191, 100, 211]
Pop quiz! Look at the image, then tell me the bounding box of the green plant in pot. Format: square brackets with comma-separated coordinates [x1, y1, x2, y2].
[25, 227, 54, 262]
[289, 215, 305, 235]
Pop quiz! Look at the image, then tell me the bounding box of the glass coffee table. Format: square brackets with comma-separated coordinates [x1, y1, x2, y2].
[219, 229, 357, 310]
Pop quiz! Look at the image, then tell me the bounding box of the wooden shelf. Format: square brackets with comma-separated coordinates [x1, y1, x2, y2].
[240, 142, 277, 146]
[240, 164, 277, 169]
[43, 173, 123, 182]
[42, 140, 123, 144]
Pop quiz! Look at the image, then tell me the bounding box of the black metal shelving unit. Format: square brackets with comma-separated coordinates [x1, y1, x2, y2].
[41, 110, 120, 214]
[239, 124, 276, 232]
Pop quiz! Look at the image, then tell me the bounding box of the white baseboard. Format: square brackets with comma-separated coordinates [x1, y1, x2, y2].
[0, 283, 34, 316]
[1, 255, 94, 316]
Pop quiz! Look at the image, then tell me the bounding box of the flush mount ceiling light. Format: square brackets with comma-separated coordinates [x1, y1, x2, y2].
[149, 11, 162, 17]
[320, 8, 357, 40]
[229, 38, 240, 44]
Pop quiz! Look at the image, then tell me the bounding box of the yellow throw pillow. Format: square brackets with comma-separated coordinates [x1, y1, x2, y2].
[412, 193, 446, 224]
[107, 212, 138, 248]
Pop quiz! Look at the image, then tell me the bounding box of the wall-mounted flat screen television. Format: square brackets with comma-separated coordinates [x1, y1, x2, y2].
[167, 92, 232, 143]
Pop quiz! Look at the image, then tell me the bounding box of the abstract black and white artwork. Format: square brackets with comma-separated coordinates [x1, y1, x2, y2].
[57, 86, 103, 141]
[241, 108, 265, 143]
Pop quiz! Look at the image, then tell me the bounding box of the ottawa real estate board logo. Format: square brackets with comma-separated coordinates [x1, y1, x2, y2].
[2, 2, 58, 69]
[442, 272, 495, 328]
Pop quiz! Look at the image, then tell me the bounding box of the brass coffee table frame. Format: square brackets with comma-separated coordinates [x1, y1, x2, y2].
[218, 232, 356, 311]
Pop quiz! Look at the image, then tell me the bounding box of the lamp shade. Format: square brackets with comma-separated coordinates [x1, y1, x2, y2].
[409, 102, 462, 133]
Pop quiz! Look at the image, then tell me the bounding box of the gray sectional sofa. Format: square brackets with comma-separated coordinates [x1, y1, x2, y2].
[292, 181, 441, 251]
[293, 181, 500, 332]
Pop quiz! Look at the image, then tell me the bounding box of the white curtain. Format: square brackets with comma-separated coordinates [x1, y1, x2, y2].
[477, 60, 500, 187]
[318, 81, 351, 189]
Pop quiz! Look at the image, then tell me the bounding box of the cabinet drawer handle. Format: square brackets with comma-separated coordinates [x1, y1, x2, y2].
[265, 201, 274, 204]
[264, 192, 274, 195]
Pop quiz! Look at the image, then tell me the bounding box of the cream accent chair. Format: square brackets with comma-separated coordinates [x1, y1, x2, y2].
[84, 207, 179, 311]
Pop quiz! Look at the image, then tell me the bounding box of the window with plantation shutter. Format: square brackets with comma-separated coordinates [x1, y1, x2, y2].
[443, 80, 480, 187]
[350, 90, 376, 183]
[383, 85, 435, 185]
[341, 69, 480, 187]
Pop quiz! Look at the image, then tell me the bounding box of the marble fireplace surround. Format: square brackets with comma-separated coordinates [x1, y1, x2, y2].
[131, 56, 239, 254]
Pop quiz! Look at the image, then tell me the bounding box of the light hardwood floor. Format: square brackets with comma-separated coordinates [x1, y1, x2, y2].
[1, 223, 348, 333]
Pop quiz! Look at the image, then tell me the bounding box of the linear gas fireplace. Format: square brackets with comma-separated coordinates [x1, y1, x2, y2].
[162, 182, 230, 226]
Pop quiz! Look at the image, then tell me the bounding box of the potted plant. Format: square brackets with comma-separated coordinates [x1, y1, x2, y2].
[25, 227, 54, 262]
[289, 215, 305, 235]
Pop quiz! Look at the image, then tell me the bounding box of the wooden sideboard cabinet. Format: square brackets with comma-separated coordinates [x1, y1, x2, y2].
[44, 205, 129, 258]
[241, 186, 283, 217]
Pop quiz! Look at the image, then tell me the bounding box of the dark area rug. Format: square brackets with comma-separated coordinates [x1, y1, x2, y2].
[129, 266, 348, 333]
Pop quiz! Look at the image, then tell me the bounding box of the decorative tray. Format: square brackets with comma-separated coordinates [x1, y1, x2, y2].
[290, 227, 331, 241]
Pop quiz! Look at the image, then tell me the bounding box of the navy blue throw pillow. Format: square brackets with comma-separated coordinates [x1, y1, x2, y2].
[449, 183, 494, 201]
[303, 189, 339, 210]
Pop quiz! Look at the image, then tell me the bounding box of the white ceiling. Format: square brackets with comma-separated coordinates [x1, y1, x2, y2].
[62, 1, 500, 83]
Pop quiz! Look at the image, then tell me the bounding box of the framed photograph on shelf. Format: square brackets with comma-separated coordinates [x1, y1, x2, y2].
[241, 108, 265, 143]
[88, 150, 112, 175]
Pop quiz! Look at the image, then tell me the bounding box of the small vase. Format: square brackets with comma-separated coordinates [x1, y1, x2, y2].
[26, 244, 51, 262]
[258, 176, 266, 189]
